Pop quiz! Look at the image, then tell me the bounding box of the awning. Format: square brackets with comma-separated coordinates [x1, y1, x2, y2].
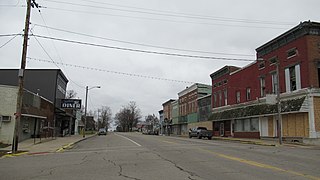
[209, 96, 306, 121]
[21, 114, 47, 119]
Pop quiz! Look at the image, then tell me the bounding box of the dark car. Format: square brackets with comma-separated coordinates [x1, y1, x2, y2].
[98, 128, 107, 136]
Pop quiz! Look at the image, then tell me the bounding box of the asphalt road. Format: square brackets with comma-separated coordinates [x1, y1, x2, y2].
[0, 132, 319, 180]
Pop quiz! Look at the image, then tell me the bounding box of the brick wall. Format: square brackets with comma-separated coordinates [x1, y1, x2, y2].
[306, 36, 320, 87]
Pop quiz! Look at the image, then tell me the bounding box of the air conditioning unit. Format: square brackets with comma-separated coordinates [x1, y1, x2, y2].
[1, 116, 12, 122]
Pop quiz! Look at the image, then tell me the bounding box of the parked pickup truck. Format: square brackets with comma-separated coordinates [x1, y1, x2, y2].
[189, 127, 213, 140]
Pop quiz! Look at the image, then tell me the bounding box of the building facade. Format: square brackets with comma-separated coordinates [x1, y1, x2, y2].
[0, 69, 74, 138]
[210, 21, 320, 142]
[0, 85, 54, 144]
[178, 83, 212, 134]
[162, 99, 175, 135]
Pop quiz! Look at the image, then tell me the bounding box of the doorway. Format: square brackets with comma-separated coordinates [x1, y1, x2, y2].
[219, 123, 224, 137]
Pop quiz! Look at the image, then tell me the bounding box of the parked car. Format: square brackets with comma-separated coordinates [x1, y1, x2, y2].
[98, 128, 107, 136]
[189, 127, 213, 139]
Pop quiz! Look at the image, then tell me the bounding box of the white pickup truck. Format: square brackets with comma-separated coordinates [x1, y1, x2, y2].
[189, 127, 213, 140]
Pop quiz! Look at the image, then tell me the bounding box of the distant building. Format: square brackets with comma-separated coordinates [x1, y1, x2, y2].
[178, 83, 211, 135]
[162, 99, 175, 135]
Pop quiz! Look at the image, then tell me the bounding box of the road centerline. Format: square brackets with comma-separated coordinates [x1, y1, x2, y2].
[198, 148, 320, 180]
[114, 133, 142, 147]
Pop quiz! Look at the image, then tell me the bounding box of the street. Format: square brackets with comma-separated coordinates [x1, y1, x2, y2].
[0, 132, 319, 180]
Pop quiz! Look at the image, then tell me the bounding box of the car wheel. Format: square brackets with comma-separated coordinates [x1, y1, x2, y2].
[208, 137, 212, 140]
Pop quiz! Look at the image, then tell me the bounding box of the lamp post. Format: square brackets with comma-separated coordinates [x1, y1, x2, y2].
[83, 85, 101, 138]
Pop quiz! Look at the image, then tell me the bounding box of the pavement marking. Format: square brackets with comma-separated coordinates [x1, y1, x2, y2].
[115, 133, 141, 147]
[56, 143, 75, 152]
[161, 140, 177, 144]
[199, 148, 320, 180]
[2, 151, 28, 158]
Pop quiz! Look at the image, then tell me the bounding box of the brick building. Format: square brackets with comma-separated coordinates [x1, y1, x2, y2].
[162, 99, 175, 135]
[178, 83, 211, 133]
[210, 21, 320, 142]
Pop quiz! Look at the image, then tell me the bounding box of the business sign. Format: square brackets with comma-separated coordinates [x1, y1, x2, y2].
[61, 99, 82, 109]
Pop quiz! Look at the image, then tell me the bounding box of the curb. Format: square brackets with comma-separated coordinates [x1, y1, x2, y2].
[1, 151, 29, 158]
[55, 134, 97, 152]
[212, 137, 277, 147]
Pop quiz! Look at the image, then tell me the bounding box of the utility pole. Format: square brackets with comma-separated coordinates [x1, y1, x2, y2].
[83, 86, 88, 138]
[276, 59, 283, 145]
[12, 0, 32, 153]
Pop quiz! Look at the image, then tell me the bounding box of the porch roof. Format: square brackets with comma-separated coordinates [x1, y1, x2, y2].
[209, 96, 306, 121]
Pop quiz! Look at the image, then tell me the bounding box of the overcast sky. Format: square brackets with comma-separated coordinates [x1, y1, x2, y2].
[1, 0, 319, 121]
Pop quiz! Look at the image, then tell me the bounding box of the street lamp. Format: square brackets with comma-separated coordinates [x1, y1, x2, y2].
[83, 85, 101, 138]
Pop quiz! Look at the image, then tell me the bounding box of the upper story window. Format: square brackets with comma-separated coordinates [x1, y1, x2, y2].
[246, 88, 251, 101]
[260, 77, 266, 97]
[287, 48, 297, 59]
[285, 64, 301, 92]
[271, 72, 278, 94]
[218, 91, 222, 106]
[258, 61, 265, 69]
[224, 89, 227, 106]
[236, 91, 241, 104]
[269, 56, 277, 65]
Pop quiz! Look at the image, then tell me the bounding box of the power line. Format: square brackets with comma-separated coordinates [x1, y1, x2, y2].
[0, 34, 22, 37]
[31, 30, 85, 89]
[27, 57, 196, 84]
[43, 0, 294, 26]
[0, 32, 22, 49]
[77, 0, 295, 26]
[31, 34, 255, 62]
[32, 23, 254, 57]
[41, 6, 289, 30]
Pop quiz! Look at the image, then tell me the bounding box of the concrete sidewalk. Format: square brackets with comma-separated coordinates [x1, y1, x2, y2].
[0, 134, 96, 157]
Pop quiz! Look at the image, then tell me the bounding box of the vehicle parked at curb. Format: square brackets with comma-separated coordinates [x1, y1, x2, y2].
[189, 127, 213, 139]
[98, 128, 107, 136]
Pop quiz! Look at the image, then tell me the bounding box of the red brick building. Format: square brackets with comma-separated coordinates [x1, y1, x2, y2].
[210, 21, 320, 143]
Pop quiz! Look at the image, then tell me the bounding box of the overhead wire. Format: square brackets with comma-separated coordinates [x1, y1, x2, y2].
[42, 0, 294, 26]
[0, 32, 23, 49]
[30, 30, 85, 89]
[31, 2, 86, 90]
[38, 6, 289, 30]
[32, 23, 254, 57]
[27, 57, 196, 84]
[31, 34, 256, 62]
[75, 0, 295, 26]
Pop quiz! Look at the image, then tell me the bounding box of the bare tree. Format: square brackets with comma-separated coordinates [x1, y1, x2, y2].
[114, 101, 141, 132]
[98, 106, 112, 131]
[66, 90, 77, 99]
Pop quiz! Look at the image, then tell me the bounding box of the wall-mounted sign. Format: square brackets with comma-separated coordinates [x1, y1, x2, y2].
[61, 99, 82, 109]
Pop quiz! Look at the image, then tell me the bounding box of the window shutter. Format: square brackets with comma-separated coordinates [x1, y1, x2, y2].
[295, 65, 301, 90]
[285, 68, 290, 92]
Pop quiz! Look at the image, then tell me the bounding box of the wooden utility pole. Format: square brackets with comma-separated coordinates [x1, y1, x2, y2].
[276, 59, 283, 145]
[12, 0, 32, 153]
